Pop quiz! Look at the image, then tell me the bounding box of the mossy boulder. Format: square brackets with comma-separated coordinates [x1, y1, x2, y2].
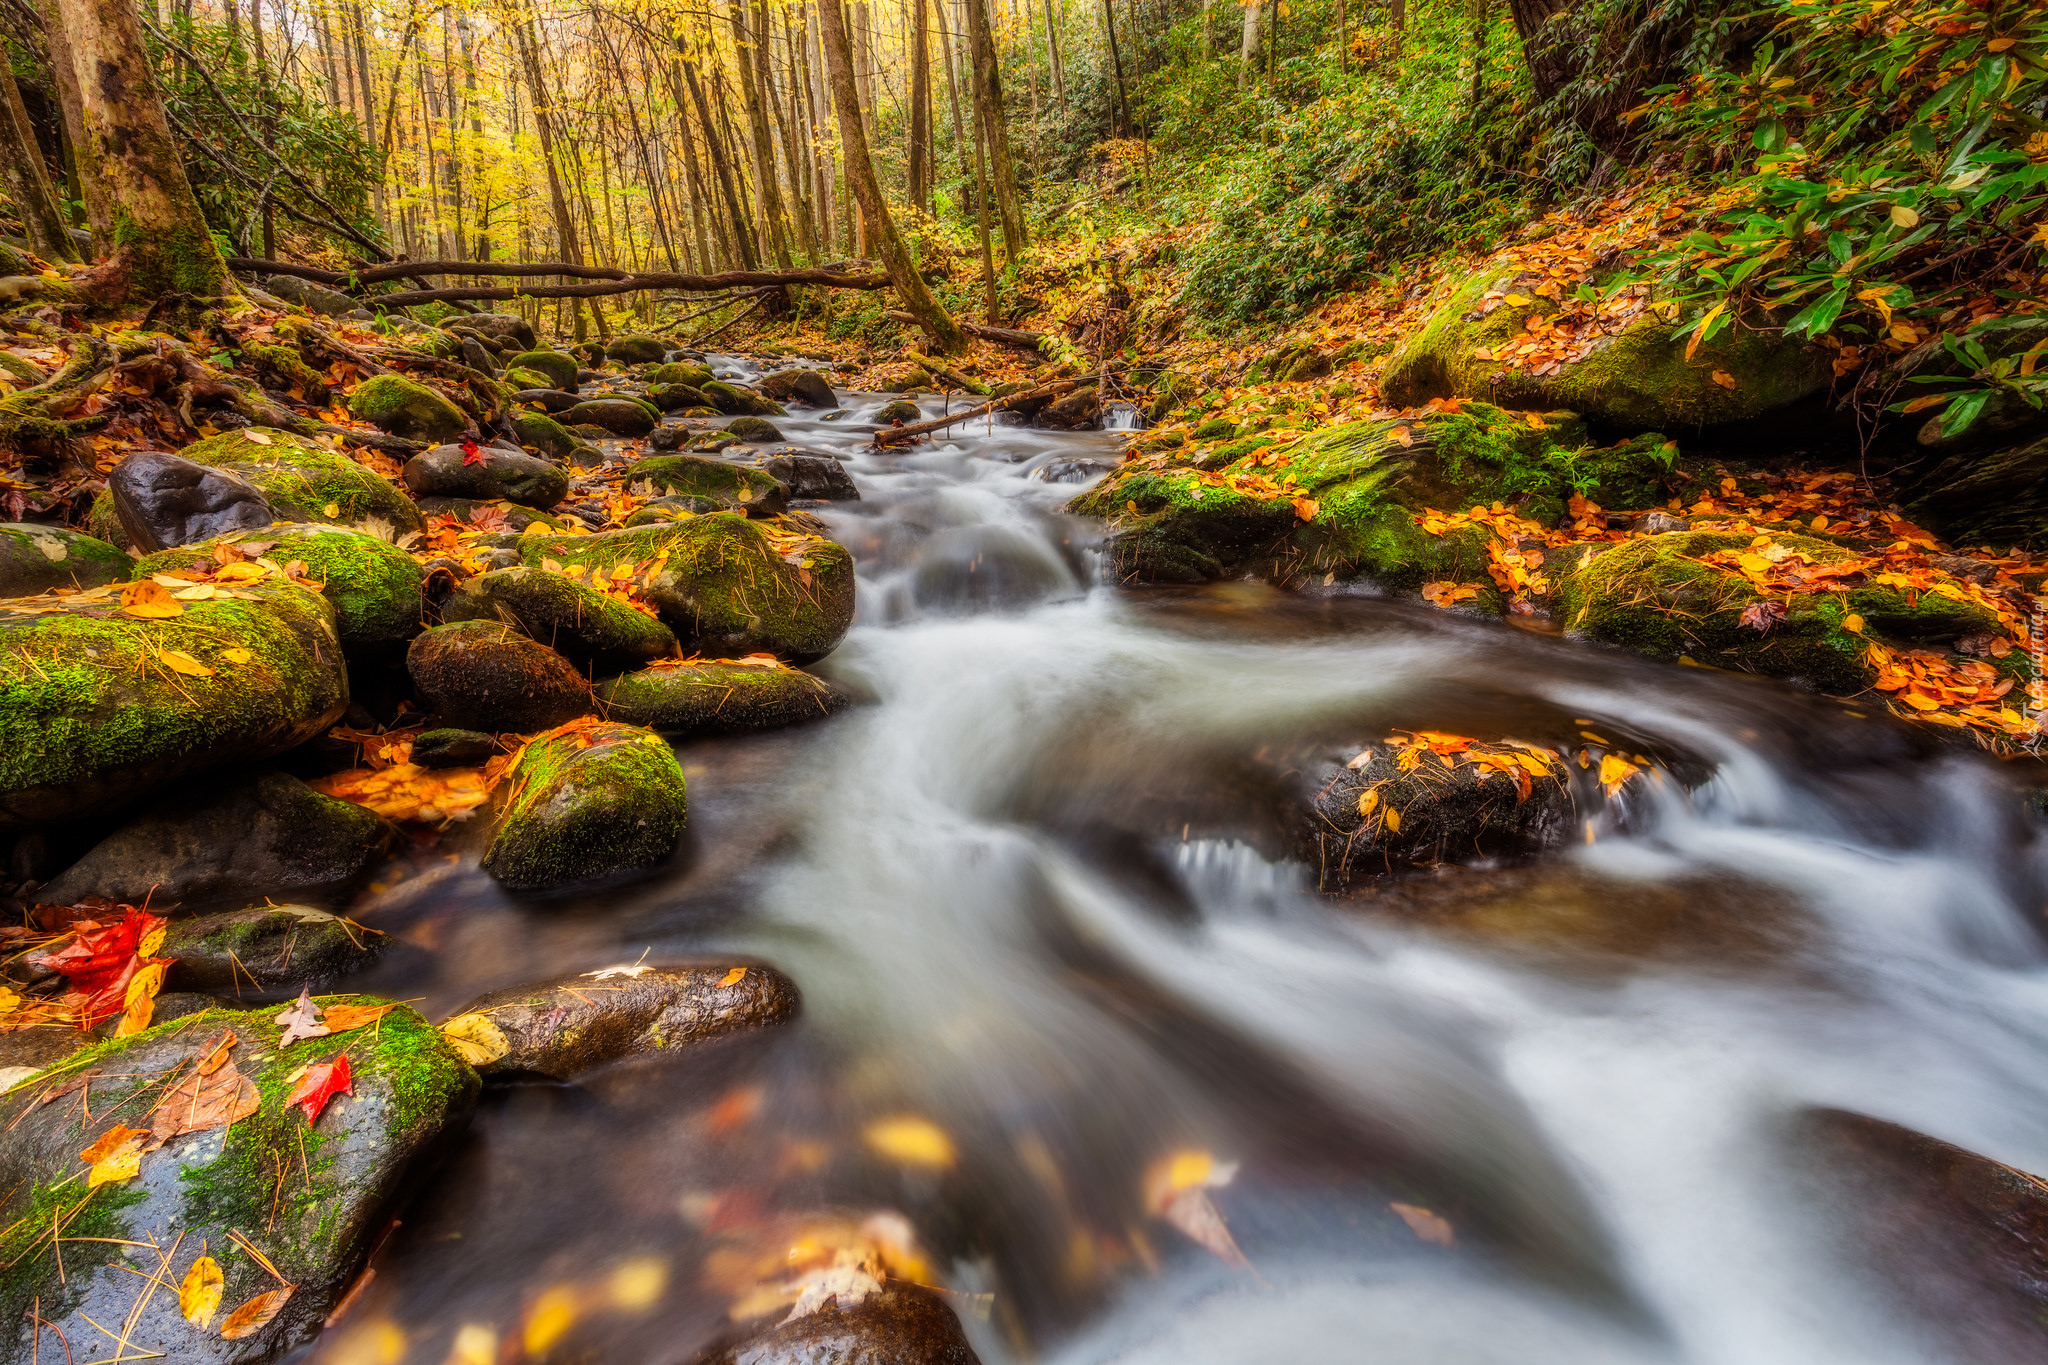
[598, 660, 849, 734]
[757, 367, 838, 409]
[0, 524, 129, 597]
[605, 334, 669, 365]
[1380, 269, 1834, 431]
[1552, 530, 2003, 691]
[178, 427, 425, 536]
[647, 361, 714, 388]
[874, 398, 921, 424]
[701, 381, 784, 417]
[626, 454, 788, 515]
[438, 567, 677, 671]
[502, 365, 553, 391]
[510, 387, 581, 414]
[444, 963, 797, 1078]
[406, 620, 594, 732]
[162, 903, 384, 995]
[623, 496, 728, 526]
[726, 415, 784, 443]
[0, 1001, 476, 1363]
[346, 373, 469, 443]
[513, 410, 598, 462]
[1075, 403, 1673, 590]
[563, 398, 657, 437]
[0, 577, 348, 826]
[42, 770, 379, 910]
[480, 720, 687, 890]
[136, 523, 424, 653]
[646, 382, 710, 411]
[518, 515, 855, 662]
[507, 350, 581, 390]
[402, 444, 569, 510]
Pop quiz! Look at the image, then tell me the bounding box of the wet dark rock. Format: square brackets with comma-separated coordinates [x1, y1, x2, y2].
[108, 449, 276, 552]
[874, 398, 921, 424]
[699, 1285, 981, 1365]
[456, 312, 537, 350]
[1034, 457, 1118, 484]
[407, 620, 596, 733]
[0, 1001, 476, 1364]
[480, 720, 687, 889]
[438, 567, 678, 671]
[760, 450, 858, 501]
[911, 524, 1081, 614]
[458, 335, 499, 375]
[0, 524, 130, 596]
[403, 444, 569, 510]
[512, 387, 582, 413]
[1797, 1109, 2048, 1360]
[1290, 741, 1578, 891]
[162, 903, 383, 995]
[606, 334, 669, 365]
[648, 426, 691, 452]
[564, 399, 658, 437]
[411, 728, 500, 769]
[757, 368, 838, 408]
[42, 770, 380, 911]
[446, 962, 797, 1077]
[598, 661, 849, 734]
[1035, 383, 1101, 430]
[726, 415, 784, 443]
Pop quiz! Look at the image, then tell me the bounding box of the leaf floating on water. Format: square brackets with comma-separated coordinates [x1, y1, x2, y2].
[863, 1115, 956, 1169]
[716, 966, 747, 988]
[78, 1124, 148, 1187]
[1389, 1201, 1457, 1246]
[321, 1002, 396, 1033]
[1142, 1148, 1251, 1270]
[274, 986, 331, 1046]
[1598, 753, 1640, 797]
[219, 1286, 293, 1340]
[440, 1012, 510, 1066]
[180, 1254, 224, 1329]
[286, 1054, 353, 1124]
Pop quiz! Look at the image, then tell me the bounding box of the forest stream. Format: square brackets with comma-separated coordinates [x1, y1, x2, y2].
[280, 363, 2048, 1365]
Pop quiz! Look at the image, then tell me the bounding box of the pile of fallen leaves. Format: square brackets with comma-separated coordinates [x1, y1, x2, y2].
[309, 729, 519, 824]
[0, 904, 170, 1037]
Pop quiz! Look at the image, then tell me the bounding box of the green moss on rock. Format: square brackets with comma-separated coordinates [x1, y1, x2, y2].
[647, 361, 714, 388]
[137, 523, 424, 654]
[506, 351, 581, 389]
[0, 524, 130, 597]
[626, 455, 788, 514]
[481, 720, 687, 889]
[439, 567, 677, 671]
[346, 374, 468, 443]
[513, 410, 598, 462]
[605, 334, 669, 365]
[179, 427, 425, 536]
[598, 660, 848, 734]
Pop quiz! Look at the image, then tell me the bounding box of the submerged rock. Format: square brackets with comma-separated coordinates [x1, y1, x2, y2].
[626, 454, 788, 515]
[135, 522, 425, 654]
[519, 515, 855, 662]
[107, 451, 278, 553]
[0, 524, 130, 596]
[438, 567, 677, 672]
[598, 661, 848, 734]
[174, 427, 426, 536]
[480, 720, 687, 890]
[407, 620, 595, 733]
[699, 1284, 981, 1365]
[162, 902, 383, 995]
[0, 577, 348, 826]
[347, 373, 470, 443]
[403, 444, 569, 510]
[0, 1001, 477, 1364]
[445, 962, 797, 1077]
[757, 367, 838, 409]
[41, 770, 380, 910]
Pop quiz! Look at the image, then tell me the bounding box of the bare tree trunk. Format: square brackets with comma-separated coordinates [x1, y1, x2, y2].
[682, 47, 761, 269]
[907, 0, 931, 213]
[1237, 0, 1260, 68]
[943, 1, 972, 187]
[1102, 0, 1128, 138]
[44, 0, 233, 302]
[730, 0, 793, 267]
[0, 58, 78, 261]
[516, 20, 595, 341]
[816, 0, 964, 351]
[962, 0, 1024, 263]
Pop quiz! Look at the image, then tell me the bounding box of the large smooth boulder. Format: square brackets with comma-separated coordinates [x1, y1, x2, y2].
[519, 515, 856, 662]
[511, 386, 580, 413]
[163, 903, 385, 994]
[176, 427, 425, 536]
[136, 522, 425, 654]
[402, 444, 568, 510]
[108, 450, 276, 552]
[605, 333, 669, 365]
[701, 380, 784, 417]
[563, 398, 657, 438]
[646, 382, 710, 412]
[443, 963, 796, 1077]
[506, 350, 581, 390]
[0, 1001, 477, 1363]
[406, 620, 594, 732]
[480, 720, 687, 889]
[438, 567, 677, 672]
[0, 524, 130, 596]
[762, 450, 858, 501]
[1074, 403, 1671, 591]
[626, 454, 788, 515]
[0, 577, 349, 826]
[598, 660, 848, 734]
[726, 415, 784, 443]
[346, 373, 469, 443]
[1379, 268, 1834, 431]
[42, 770, 379, 910]
[757, 367, 838, 409]
[262, 273, 360, 316]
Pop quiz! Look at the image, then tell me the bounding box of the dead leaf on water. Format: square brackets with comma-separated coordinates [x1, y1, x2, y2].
[1390, 1201, 1457, 1246]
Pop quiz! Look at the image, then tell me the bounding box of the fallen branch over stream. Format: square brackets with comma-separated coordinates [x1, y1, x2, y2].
[885, 311, 1046, 351]
[872, 379, 1084, 447]
[227, 258, 893, 308]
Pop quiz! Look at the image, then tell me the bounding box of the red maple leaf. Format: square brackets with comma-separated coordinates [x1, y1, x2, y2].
[32, 908, 166, 1026]
[460, 438, 484, 466]
[285, 1054, 352, 1124]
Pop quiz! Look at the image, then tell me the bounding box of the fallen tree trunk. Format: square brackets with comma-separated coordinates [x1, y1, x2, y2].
[904, 349, 991, 396]
[886, 310, 1045, 351]
[226, 257, 893, 308]
[873, 379, 1083, 447]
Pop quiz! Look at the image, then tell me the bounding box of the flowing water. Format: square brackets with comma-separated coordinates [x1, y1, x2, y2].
[301, 363, 2048, 1365]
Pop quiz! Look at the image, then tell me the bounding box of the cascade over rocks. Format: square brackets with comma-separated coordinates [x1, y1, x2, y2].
[42, 770, 380, 910]
[108, 450, 276, 552]
[406, 620, 596, 732]
[480, 719, 688, 890]
[444, 962, 797, 1077]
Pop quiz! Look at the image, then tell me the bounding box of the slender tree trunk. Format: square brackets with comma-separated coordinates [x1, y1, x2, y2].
[766, 7, 820, 260]
[0, 58, 78, 261]
[962, 0, 1024, 262]
[816, 0, 964, 350]
[729, 0, 792, 267]
[943, 2, 972, 187]
[1039, 0, 1067, 110]
[1237, 0, 1260, 68]
[44, 0, 233, 301]
[681, 49, 761, 269]
[907, 0, 931, 213]
[516, 20, 594, 341]
[968, 75, 997, 323]
[1102, 0, 1128, 138]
